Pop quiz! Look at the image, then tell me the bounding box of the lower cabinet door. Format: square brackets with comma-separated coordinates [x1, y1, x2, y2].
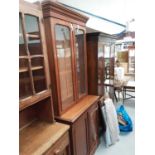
[72, 113, 88, 155]
[44, 131, 70, 155]
[88, 103, 99, 155]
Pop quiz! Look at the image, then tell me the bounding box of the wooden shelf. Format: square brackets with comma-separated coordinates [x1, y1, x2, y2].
[27, 33, 40, 40]
[20, 120, 69, 155]
[19, 56, 28, 59]
[19, 90, 51, 111]
[19, 55, 44, 59]
[20, 76, 45, 83]
[32, 66, 43, 71]
[57, 95, 100, 123]
[19, 67, 29, 73]
[31, 55, 44, 58]
[20, 63, 44, 73]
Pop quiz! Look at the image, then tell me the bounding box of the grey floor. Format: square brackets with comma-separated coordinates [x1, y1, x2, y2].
[95, 98, 135, 155]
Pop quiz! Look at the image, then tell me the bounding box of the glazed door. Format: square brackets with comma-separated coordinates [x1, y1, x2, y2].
[19, 2, 51, 110]
[110, 43, 115, 79]
[73, 25, 87, 99]
[52, 20, 76, 112]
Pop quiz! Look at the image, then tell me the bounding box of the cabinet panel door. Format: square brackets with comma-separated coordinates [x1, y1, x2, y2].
[88, 103, 99, 154]
[54, 24, 75, 111]
[74, 27, 87, 98]
[73, 113, 88, 155]
[19, 2, 51, 107]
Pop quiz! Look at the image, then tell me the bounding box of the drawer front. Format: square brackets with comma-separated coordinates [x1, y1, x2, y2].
[44, 131, 70, 155]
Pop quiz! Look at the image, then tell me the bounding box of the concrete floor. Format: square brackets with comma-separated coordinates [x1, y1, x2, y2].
[95, 98, 135, 155]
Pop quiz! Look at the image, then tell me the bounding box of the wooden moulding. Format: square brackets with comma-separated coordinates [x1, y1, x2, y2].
[42, 0, 89, 26]
[20, 120, 69, 155]
[56, 95, 100, 123]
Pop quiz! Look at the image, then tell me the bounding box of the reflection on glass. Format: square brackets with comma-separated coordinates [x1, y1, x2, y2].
[19, 14, 32, 99]
[55, 25, 74, 109]
[75, 29, 86, 97]
[25, 15, 42, 55]
[98, 43, 104, 84]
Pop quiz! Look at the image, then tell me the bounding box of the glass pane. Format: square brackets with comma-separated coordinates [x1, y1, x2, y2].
[19, 14, 27, 56]
[98, 43, 104, 83]
[104, 45, 111, 79]
[32, 69, 46, 93]
[19, 14, 32, 99]
[55, 25, 74, 109]
[19, 71, 33, 99]
[25, 15, 42, 55]
[25, 15, 39, 33]
[75, 29, 86, 97]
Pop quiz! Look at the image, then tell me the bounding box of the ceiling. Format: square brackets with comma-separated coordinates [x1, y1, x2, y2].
[24, 0, 135, 34]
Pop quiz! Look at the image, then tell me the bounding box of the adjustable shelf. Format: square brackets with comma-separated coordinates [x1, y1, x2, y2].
[27, 32, 40, 40]
[19, 67, 29, 73]
[31, 66, 43, 71]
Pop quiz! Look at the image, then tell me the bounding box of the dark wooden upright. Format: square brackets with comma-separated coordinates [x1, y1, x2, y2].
[87, 32, 117, 96]
[19, 1, 70, 154]
[42, 1, 100, 155]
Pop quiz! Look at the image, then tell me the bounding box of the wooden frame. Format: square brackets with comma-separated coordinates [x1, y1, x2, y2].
[52, 19, 77, 113]
[72, 24, 88, 100]
[19, 0, 55, 128]
[19, 2, 71, 155]
[42, 1, 89, 116]
[19, 0, 52, 111]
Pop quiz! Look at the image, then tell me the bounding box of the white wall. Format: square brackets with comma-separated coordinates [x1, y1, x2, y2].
[25, 0, 135, 33]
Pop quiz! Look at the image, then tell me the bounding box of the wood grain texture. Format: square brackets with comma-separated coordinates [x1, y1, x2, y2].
[43, 3, 89, 116]
[58, 95, 99, 123]
[42, 0, 88, 27]
[20, 121, 69, 155]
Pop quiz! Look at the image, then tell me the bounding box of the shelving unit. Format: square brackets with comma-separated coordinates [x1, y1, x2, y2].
[42, 2, 89, 115]
[19, 0, 53, 121]
[19, 9, 49, 103]
[42, 1, 100, 155]
[19, 1, 71, 155]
